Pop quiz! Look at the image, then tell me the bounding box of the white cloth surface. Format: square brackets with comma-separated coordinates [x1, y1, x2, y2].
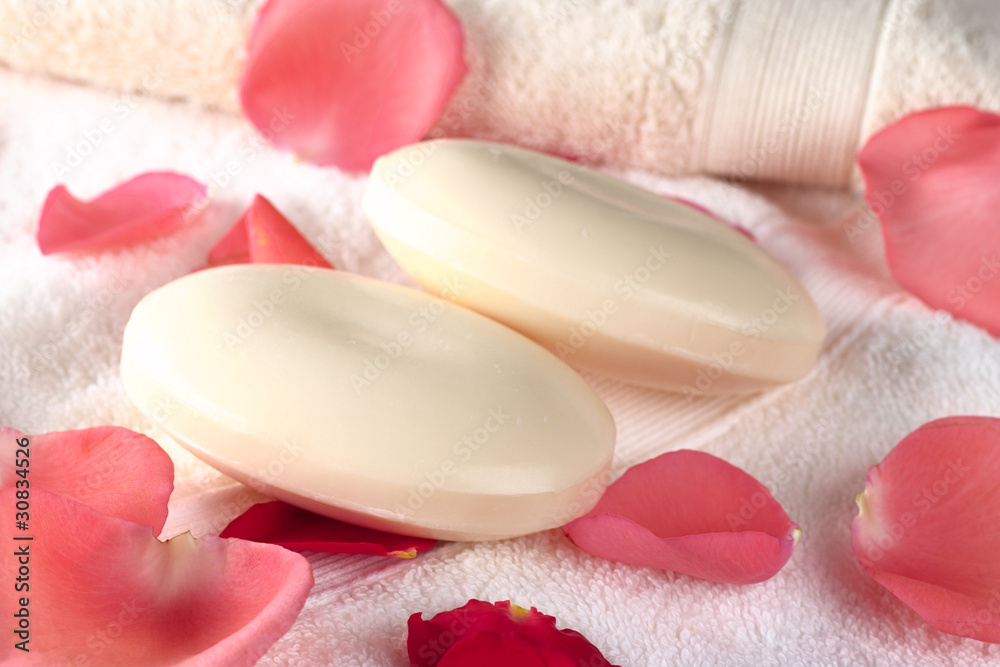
[0, 0, 999, 187]
[2, 56, 1000, 667]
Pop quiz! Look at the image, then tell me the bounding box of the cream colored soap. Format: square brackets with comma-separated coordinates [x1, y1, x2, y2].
[363, 140, 827, 395]
[120, 265, 615, 541]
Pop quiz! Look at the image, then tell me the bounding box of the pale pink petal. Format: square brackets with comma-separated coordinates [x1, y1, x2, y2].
[36, 172, 206, 254]
[0, 489, 313, 665]
[851, 416, 1000, 643]
[857, 106, 1000, 336]
[239, 0, 466, 171]
[206, 195, 334, 268]
[0, 426, 173, 533]
[220, 500, 434, 557]
[563, 450, 799, 584]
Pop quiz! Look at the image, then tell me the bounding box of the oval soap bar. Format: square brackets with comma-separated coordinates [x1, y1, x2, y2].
[363, 140, 827, 394]
[120, 265, 615, 541]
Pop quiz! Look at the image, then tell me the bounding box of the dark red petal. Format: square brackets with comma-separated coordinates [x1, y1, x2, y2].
[0, 489, 313, 665]
[239, 0, 466, 171]
[220, 500, 435, 557]
[438, 632, 577, 667]
[36, 171, 206, 254]
[407, 600, 614, 667]
[851, 416, 1000, 643]
[857, 106, 1000, 336]
[563, 449, 799, 584]
[0, 426, 173, 534]
[207, 195, 334, 268]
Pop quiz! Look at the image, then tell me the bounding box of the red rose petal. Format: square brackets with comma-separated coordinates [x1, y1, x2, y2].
[207, 195, 334, 268]
[857, 106, 1000, 336]
[851, 416, 1000, 643]
[36, 171, 206, 254]
[0, 489, 313, 665]
[239, 0, 466, 171]
[562, 450, 799, 584]
[0, 426, 173, 534]
[438, 632, 577, 667]
[220, 500, 435, 557]
[407, 600, 615, 667]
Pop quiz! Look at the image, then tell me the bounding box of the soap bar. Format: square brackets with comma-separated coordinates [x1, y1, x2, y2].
[363, 140, 827, 395]
[120, 265, 615, 541]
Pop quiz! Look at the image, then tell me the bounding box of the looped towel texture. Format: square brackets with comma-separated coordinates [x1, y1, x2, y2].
[0, 0, 997, 186]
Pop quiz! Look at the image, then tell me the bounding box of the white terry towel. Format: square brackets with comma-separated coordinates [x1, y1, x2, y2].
[1, 58, 1000, 665]
[0, 0, 998, 187]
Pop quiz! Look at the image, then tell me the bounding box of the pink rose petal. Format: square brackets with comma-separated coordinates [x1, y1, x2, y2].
[36, 171, 206, 254]
[205, 216, 252, 267]
[857, 106, 1000, 336]
[408, 600, 615, 667]
[239, 0, 466, 171]
[207, 195, 334, 268]
[0, 426, 173, 534]
[0, 489, 313, 665]
[562, 450, 799, 584]
[851, 416, 1000, 643]
[220, 500, 435, 557]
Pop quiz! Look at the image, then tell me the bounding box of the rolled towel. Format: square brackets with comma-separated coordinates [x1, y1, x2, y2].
[0, 0, 996, 187]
